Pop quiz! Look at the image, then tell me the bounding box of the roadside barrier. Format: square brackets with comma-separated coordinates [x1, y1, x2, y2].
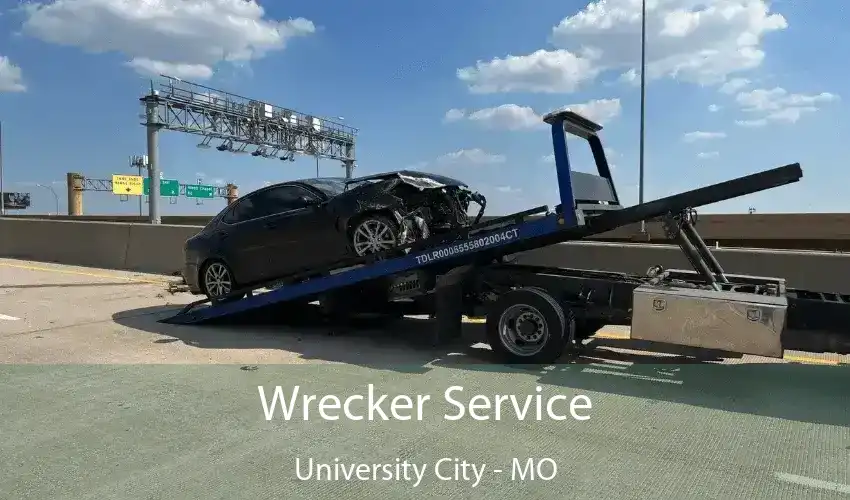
[2, 217, 848, 293]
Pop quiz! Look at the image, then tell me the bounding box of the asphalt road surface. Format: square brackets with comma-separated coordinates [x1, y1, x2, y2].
[1, 258, 848, 500]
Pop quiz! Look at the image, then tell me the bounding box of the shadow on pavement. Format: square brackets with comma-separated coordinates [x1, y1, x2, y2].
[112, 303, 495, 374]
[112, 303, 850, 427]
[434, 349, 850, 428]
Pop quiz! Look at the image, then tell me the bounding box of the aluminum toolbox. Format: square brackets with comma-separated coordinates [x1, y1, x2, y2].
[630, 274, 787, 358]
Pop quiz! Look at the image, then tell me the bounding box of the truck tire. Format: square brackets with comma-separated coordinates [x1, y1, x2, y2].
[486, 287, 573, 364]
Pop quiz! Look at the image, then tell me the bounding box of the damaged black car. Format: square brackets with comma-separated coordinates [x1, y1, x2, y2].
[182, 170, 486, 300]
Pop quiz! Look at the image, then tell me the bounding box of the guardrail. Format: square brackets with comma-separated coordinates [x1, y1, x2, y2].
[2, 217, 849, 294]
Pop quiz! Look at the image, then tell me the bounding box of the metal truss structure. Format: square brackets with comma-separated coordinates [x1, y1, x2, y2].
[80, 177, 230, 198]
[140, 76, 358, 167]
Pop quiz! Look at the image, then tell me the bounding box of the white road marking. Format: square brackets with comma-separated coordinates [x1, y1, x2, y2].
[775, 472, 850, 494]
[581, 367, 684, 384]
[0, 313, 21, 321]
[588, 362, 629, 370]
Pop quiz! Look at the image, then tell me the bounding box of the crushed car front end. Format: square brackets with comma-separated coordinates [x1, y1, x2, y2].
[344, 170, 486, 238]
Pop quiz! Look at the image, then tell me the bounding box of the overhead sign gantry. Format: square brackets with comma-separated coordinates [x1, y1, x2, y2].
[138, 75, 358, 224]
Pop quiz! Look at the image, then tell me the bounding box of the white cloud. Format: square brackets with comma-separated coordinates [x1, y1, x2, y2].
[541, 154, 555, 163]
[764, 106, 818, 123]
[697, 151, 719, 159]
[466, 104, 543, 130]
[443, 108, 467, 123]
[457, 0, 787, 94]
[736, 87, 838, 112]
[708, 104, 720, 112]
[457, 49, 601, 94]
[448, 98, 621, 131]
[21, 0, 316, 80]
[719, 78, 751, 94]
[563, 98, 622, 125]
[735, 119, 766, 127]
[0, 56, 26, 92]
[683, 131, 726, 142]
[436, 148, 506, 165]
[618, 68, 639, 86]
[495, 186, 521, 194]
[125, 59, 214, 80]
[734, 87, 839, 125]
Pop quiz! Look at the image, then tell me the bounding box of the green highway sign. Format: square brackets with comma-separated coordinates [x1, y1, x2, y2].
[143, 178, 180, 197]
[186, 184, 216, 199]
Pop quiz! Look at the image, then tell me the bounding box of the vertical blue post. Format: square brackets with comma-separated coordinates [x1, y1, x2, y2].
[550, 118, 578, 227]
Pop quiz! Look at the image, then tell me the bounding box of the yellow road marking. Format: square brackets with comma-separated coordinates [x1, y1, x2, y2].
[594, 331, 630, 340]
[592, 331, 840, 365]
[541, 328, 841, 366]
[783, 355, 840, 366]
[0, 262, 172, 285]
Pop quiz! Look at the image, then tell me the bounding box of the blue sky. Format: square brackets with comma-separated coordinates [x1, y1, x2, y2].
[0, 0, 846, 216]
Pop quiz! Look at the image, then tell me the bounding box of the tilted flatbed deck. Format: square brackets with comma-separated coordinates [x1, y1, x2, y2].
[163, 108, 850, 364]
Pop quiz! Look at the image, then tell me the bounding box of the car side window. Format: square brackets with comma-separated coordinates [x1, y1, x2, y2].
[253, 186, 317, 217]
[222, 196, 258, 224]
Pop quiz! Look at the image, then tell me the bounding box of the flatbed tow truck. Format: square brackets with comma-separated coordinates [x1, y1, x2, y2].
[164, 109, 850, 364]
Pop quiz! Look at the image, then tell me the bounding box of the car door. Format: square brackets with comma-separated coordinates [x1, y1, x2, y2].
[215, 192, 274, 285]
[252, 185, 339, 276]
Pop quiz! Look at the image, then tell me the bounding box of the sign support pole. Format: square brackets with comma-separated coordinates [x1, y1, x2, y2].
[145, 93, 162, 225]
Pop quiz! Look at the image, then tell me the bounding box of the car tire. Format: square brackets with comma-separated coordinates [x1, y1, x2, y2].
[350, 214, 404, 257]
[200, 259, 244, 302]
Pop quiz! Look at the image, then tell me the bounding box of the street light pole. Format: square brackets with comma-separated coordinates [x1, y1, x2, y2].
[638, 0, 647, 234]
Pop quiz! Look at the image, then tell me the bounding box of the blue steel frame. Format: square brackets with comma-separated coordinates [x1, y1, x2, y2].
[166, 110, 606, 324]
[551, 117, 579, 228]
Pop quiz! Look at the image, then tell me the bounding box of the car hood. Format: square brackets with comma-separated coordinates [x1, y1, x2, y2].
[347, 170, 468, 191]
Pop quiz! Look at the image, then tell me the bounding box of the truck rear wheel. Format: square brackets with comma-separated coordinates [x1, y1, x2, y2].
[486, 287, 573, 364]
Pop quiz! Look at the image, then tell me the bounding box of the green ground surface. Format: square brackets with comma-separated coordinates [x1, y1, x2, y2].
[2, 363, 848, 500]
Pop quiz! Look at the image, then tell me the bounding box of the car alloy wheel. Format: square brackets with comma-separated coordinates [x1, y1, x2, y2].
[352, 217, 399, 256]
[203, 261, 233, 298]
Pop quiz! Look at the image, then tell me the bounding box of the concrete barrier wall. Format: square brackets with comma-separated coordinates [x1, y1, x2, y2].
[2, 217, 850, 293]
[7, 212, 850, 251]
[124, 223, 201, 273]
[6, 214, 213, 226]
[0, 218, 200, 274]
[513, 242, 850, 294]
[7, 212, 850, 239]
